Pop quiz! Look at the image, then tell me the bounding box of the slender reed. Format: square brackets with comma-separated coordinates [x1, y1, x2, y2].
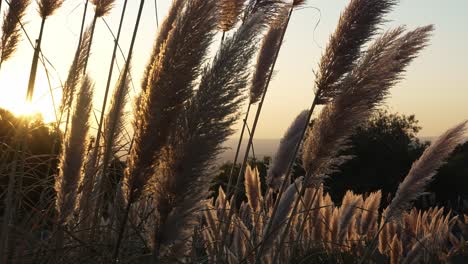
[0, 0, 30, 68]
[26, 0, 64, 101]
[90, 64, 130, 238]
[82, 0, 116, 74]
[86, 0, 129, 232]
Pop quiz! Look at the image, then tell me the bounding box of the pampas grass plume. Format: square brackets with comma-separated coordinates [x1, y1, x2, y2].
[386, 121, 467, 220]
[55, 76, 94, 224]
[0, 0, 30, 65]
[267, 109, 308, 189]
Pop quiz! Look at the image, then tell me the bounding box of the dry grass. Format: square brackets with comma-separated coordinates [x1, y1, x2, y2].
[0, 0, 466, 263]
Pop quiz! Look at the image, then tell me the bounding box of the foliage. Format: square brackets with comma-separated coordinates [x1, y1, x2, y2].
[326, 110, 428, 206]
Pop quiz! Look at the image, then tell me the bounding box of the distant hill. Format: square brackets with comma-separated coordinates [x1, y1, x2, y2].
[219, 138, 280, 163]
[218, 136, 453, 164]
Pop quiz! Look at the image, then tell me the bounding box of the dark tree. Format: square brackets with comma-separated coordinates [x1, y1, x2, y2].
[0, 108, 61, 218]
[325, 110, 428, 207]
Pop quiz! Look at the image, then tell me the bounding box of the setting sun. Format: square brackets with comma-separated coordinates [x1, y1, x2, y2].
[0, 67, 58, 123]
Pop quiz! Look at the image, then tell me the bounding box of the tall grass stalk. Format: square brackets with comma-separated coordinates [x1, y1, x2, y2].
[221, 5, 294, 261]
[82, 0, 116, 74]
[25, 0, 63, 101]
[88, 0, 129, 237]
[108, 0, 145, 260]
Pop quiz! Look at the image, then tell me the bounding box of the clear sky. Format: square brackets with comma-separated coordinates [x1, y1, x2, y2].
[0, 0, 467, 139]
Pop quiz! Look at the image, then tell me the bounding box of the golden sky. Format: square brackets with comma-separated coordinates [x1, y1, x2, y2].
[0, 0, 466, 139]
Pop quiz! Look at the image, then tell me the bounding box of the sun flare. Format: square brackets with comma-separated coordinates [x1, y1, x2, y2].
[0, 70, 58, 124]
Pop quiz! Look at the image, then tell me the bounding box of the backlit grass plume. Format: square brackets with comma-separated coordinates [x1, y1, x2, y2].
[0, 0, 30, 67]
[244, 166, 262, 212]
[250, 24, 283, 104]
[141, 0, 185, 93]
[218, 0, 244, 32]
[386, 121, 467, 220]
[150, 12, 268, 259]
[55, 76, 93, 224]
[126, 0, 218, 204]
[59, 27, 92, 124]
[91, 0, 115, 17]
[103, 66, 130, 163]
[38, 0, 64, 19]
[314, 0, 397, 104]
[302, 26, 434, 186]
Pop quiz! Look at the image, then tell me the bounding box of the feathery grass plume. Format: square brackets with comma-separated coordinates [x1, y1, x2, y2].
[55, 76, 93, 224]
[359, 191, 381, 235]
[302, 26, 433, 186]
[60, 27, 92, 121]
[250, 24, 283, 104]
[267, 110, 308, 189]
[314, 0, 397, 104]
[244, 0, 284, 21]
[263, 178, 301, 249]
[77, 147, 97, 222]
[97, 64, 130, 214]
[244, 165, 262, 212]
[0, 0, 30, 66]
[141, 0, 185, 93]
[386, 121, 467, 220]
[293, 0, 306, 7]
[150, 12, 268, 258]
[218, 0, 244, 32]
[91, 0, 115, 17]
[390, 234, 403, 264]
[401, 235, 431, 264]
[38, 0, 63, 19]
[126, 0, 218, 203]
[103, 66, 130, 160]
[338, 193, 358, 243]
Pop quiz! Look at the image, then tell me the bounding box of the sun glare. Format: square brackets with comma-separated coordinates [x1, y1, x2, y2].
[15, 101, 39, 118]
[0, 70, 58, 124]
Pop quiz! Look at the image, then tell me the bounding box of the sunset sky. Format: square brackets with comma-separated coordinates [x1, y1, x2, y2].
[0, 0, 466, 139]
